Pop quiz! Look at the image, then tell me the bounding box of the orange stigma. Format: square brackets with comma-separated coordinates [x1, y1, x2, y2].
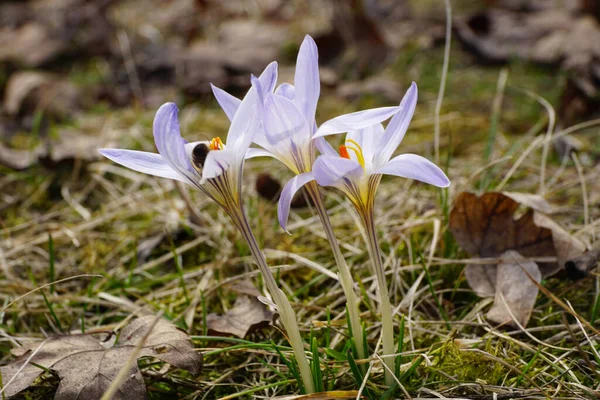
[339, 145, 351, 159]
[339, 140, 366, 170]
[209, 137, 223, 150]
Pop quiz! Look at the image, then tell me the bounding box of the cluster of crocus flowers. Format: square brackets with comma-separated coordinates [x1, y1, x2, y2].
[279, 81, 450, 384]
[99, 34, 450, 392]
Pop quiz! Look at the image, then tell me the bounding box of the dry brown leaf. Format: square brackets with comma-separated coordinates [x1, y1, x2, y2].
[449, 192, 585, 327]
[486, 250, 542, 327]
[0, 316, 202, 399]
[207, 295, 275, 338]
[449, 192, 584, 282]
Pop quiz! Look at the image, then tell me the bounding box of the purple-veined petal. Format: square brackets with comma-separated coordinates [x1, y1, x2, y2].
[275, 83, 295, 100]
[245, 147, 276, 160]
[376, 154, 450, 187]
[278, 172, 315, 232]
[201, 150, 236, 183]
[313, 106, 401, 138]
[98, 148, 189, 183]
[153, 102, 197, 181]
[294, 35, 320, 127]
[313, 155, 362, 187]
[377, 82, 418, 163]
[263, 92, 310, 148]
[314, 136, 337, 157]
[211, 84, 241, 121]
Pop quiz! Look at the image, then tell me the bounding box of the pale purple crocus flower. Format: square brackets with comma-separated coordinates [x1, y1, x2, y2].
[211, 35, 402, 362]
[279, 82, 450, 229]
[98, 63, 316, 394]
[99, 62, 278, 211]
[211, 35, 401, 177]
[279, 82, 450, 385]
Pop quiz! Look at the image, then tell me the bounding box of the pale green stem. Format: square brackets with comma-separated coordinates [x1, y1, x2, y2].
[305, 181, 366, 360]
[360, 209, 395, 386]
[229, 206, 315, 393]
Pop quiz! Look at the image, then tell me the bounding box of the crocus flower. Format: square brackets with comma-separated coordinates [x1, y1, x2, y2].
[210, 35, 402, 361]
[279, 82, 450, 385]
[98, 64, 316, 393]
[279, 82, 450, 228]
[100, 62, 277, 211]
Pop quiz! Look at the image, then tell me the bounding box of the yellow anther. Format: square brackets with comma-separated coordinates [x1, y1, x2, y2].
[343, 139, 365, 169]
[209, 137, 223, 151]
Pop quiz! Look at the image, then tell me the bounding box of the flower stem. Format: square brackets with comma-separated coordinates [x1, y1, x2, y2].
[230, 206, 315, 393]
[361, 210, 395, 386]
[305, 181, 365, 360]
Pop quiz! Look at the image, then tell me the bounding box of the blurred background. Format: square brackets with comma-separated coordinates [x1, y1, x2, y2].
[1, 0, 599, 173]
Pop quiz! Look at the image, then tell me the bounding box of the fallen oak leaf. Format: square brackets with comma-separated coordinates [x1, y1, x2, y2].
[0, 316, 202, 399]
[449, 191, 584, 295]
[207, 295, 275, 338]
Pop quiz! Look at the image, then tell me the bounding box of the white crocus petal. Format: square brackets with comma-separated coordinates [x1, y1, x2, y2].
[313, 106, 401, 138]
[294, 35, 320, 127]
[346, 123, 384, 173]
[278, 172, 315, 232]
[376, 154, 450, 188]
[200, 150, 236, 183]
[275, 83, 295, 100]
[245, 148, 276, 160]
[226, 80, 261, 158]
[98, 149, 189, 183]
[313, 155, 362, 187]
[211, 84, 241, 121]
[377, 82, 418, 164]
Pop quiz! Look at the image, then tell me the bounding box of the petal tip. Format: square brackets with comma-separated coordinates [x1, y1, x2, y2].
[157, 102, 178, 114]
